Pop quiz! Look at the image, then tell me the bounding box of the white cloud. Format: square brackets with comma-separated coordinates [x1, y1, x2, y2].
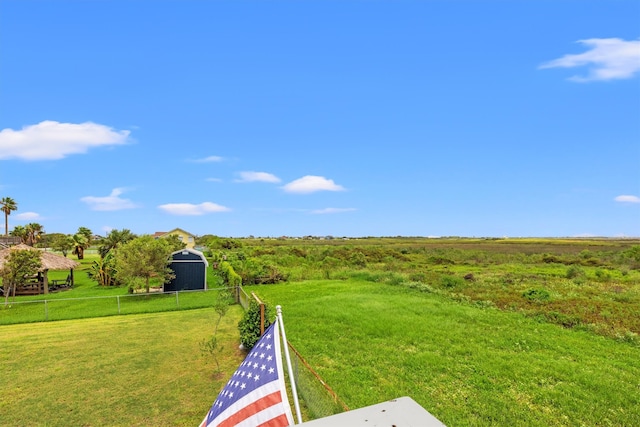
[282, 175, 346, 194]
[0, 121, 131, 160]
[14, 212, 41, 221]
[614, 195, 640, 203]
[192, 155, 224, 163]
[310, 208, 357, 214]
[539, 38, 640, 82]
[158, 202, 231, 215]
[236, 171, 281, 183]
[81, 188, 139, 211]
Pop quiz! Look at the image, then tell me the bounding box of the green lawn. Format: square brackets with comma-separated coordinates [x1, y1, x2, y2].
[247, 280, 640, 426]
[0, 307, 245, 426]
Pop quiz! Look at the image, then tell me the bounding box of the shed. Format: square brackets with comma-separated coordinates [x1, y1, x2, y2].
[165, 248, 209, 292]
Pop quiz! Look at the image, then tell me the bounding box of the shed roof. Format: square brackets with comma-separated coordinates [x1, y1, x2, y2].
[169, 248, 209, 265]
[0, 244, 81, 271]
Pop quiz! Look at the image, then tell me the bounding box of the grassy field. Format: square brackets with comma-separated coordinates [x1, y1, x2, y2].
[0, 307, 245, 426]
[232, 237, 640, 343]
[247, 279, 640, 426]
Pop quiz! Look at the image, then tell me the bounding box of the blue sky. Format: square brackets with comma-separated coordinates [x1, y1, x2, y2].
[1, 0, 638, 238]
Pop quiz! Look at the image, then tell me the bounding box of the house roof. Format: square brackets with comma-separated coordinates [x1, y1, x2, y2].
[0, 244, 80, 271]
[155, 228, 195, 238]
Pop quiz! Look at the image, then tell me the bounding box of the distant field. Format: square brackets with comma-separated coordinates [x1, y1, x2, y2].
[236, 237, 640, 343]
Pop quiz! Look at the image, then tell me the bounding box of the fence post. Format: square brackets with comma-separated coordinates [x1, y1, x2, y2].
[44, 300, 48, 321]
[175, 291, 180, 308]
[117, 295, 121, 314]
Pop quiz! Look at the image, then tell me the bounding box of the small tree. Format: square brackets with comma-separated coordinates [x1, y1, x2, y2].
[114, 236, 175, 293]
[51, 234, 75, 257]
[1, 249, 41, 305]
[200, 289, 234, 373]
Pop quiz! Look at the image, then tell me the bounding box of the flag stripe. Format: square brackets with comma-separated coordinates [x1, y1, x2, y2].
[257, 413, 292, 427]
[235, 404, 292, 427]
[218, 391, 282, 427]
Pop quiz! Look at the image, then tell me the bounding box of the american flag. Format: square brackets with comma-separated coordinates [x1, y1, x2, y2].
[199, 319, 295, 427]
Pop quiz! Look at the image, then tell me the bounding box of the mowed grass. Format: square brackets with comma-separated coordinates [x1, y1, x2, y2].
[247, 280, 640, 426]
[0, 306, 245, 427]
[0, 289, 225, 325]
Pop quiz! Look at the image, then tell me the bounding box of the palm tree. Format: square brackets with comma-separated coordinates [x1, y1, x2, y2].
[72, 232, 89, 260]
[25, 223, 45, 246]
[71, 227, 93, 260]
[98, 228, 137, 258]
[1, 197, 17, 236]
[10, 225, 27, 244]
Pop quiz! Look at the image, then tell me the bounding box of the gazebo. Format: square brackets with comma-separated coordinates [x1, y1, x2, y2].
[0, 244, 80, 295]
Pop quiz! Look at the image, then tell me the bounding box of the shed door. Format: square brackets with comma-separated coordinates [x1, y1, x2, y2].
[167, 262, 206, 291]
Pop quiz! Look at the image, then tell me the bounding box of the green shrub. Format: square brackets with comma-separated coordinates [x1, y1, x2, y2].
[233, 258, 288, 285]
[440, 275, 465, 289]
[566, 265, 585, 279]
[349, 251, 367, 268]
[238, 299, 272, 350]
[406, 281, 435, 293]
[594, 268, 611, 280]
[542, 254, 560, 264]
[545, 311, 581, 328]
[427, 256, 454, 265]
[216, 261, 242, 288]
[522, 288, 550, 302]
[408, 272, 427, 282]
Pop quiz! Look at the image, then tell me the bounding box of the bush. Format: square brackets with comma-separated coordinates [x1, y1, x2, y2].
[566, 265, 585, 279]
[440, 275, 465, 289]
[522, 288, 550, 302]
[349, 251, 367, 268]
[545, 311, 581, 328]
[216, 261, 242, 288]
[427, 256, 455, 265]
[233, 258, 287, 285]
[238, 299, 272, 350]
[594, 268, 611, 280]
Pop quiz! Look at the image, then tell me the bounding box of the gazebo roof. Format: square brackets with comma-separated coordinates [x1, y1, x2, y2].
[0, 244, 81, 271]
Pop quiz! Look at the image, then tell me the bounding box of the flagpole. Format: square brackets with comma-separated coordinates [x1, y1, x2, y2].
[276, 305, 303, 425]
